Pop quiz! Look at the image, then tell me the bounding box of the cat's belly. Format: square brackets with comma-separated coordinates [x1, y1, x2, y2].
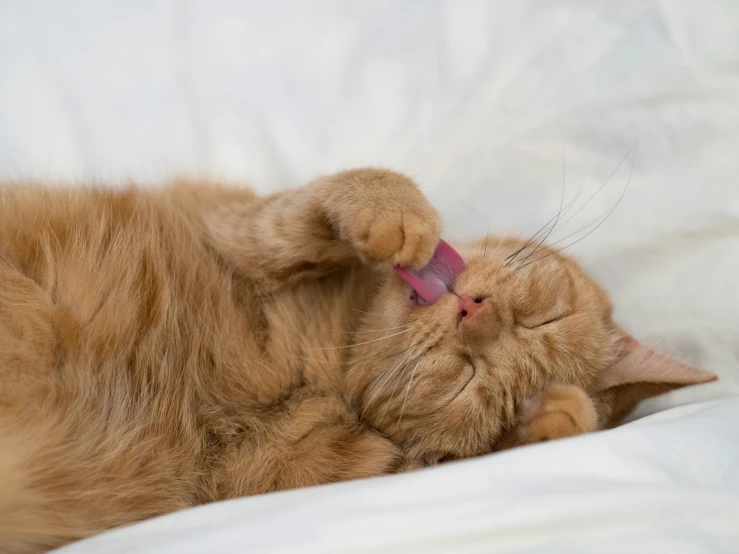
[0, 186, 393, 552]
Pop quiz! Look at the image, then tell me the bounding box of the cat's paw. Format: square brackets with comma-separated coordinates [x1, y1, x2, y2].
[349, 201, 440, 270]
[512, 384, 599, 446]
[326, 169, 441, 269]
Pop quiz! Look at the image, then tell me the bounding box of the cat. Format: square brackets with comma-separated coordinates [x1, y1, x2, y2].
[0, 168, 715, 553]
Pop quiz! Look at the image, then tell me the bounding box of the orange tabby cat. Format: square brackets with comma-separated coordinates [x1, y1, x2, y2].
[0, 169, 715, 553]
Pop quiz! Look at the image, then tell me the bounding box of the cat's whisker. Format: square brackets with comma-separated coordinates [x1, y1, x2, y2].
[378, 354, 417, 422]
[397, 353, 425, 428]
[505, 195, 564, 267]
[517, 144, 637, 270]
[518, 140, 636, 259]
[361, 352, 410, 401]
[371, 342, 422, 363]
[488, 233, 508, 261]
[307, 329, 411, 351]
[549, 140, 637, 236]
[296, 341, 416, 366]
[345, 305, 373, 315]
[505, 219, 552, 266]
[536, 205, 612, 253]
[506, 140, 636, 266]
[514, 139, 567, 269]
[361, 352, 412, 418]
[327, 325, 409, 334]
[481, 219, 492, 258]
[295, 338, 421, 368]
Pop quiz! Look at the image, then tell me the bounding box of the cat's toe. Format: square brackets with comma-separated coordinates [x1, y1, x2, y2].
[350, 209, 405, 264]
[350, 206, 440, 269]
[514, 385, 598, 445]
[392, 210, 440, 269]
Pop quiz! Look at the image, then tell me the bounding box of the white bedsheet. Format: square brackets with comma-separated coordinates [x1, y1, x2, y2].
[1, 0, 738, 552]
[56, 398, 739, 554]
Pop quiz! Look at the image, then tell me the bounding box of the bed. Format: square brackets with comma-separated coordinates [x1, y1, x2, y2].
[1, 1, 738, 552]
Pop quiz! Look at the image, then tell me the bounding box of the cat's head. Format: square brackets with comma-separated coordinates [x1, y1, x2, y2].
[345, 236, 716, 461]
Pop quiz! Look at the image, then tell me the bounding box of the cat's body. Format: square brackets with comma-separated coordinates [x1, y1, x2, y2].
[0, 169, 715, 553]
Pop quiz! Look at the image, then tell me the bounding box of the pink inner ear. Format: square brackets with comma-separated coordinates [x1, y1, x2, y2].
[596, 331, 718, 391]
[394, 240, 466, 304]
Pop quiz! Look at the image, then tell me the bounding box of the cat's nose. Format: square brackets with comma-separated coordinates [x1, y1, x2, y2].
[458, 295, 484, 321]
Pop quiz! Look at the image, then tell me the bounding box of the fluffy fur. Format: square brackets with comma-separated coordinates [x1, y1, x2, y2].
[0, 169, 715, 553]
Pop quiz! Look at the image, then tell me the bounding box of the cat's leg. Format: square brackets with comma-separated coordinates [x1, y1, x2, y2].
[498, 384, 600, 448]
[213, 388, 411, 498]
[196, 168, 441, 291]
[0, 258, 198, 553]
[0, 414, 198, 554]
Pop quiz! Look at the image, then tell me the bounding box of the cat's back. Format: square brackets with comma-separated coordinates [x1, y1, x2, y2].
[0, 183, 296, 545]
[0, 182, 270, 407]
[0, 180, 394, 551]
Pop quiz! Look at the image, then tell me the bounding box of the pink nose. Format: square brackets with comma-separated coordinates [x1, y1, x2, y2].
[458, 295, 484, 320]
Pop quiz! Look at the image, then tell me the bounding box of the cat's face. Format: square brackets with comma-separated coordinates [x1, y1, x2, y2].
[345, 236, 621, 460]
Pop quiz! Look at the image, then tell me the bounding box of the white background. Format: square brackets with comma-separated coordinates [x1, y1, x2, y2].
[1, 1, 738, 552]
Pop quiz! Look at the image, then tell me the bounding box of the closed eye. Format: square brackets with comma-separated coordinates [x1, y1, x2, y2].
[535, 316, 560, 327]
[519, 315, 564, 329]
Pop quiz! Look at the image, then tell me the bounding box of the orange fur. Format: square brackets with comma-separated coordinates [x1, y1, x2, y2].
[0, 169, 715, 553]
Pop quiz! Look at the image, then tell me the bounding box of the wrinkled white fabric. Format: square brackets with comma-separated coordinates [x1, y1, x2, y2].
[55, 398, 739, 554]
[1, 0, 738, 551]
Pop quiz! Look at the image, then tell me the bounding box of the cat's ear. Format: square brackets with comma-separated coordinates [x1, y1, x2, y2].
[594, 328, 717, 426]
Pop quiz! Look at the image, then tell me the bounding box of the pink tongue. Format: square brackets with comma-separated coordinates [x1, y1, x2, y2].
[394, 240, 466, 304]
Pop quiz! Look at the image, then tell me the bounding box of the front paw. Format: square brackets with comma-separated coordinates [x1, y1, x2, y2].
[326, 169, 441, 269]
[350, 201, 440, 269]
[512, 385, 599, 446]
